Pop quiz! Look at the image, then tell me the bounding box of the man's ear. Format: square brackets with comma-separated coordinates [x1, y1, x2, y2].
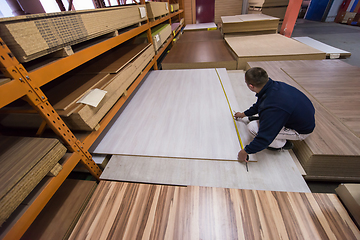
[248, 84, 255, 90]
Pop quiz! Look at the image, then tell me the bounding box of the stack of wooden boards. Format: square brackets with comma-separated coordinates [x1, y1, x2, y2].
[248, 0, 289, 20]
[247, 60, 360, 180]
[336, 184, 360, 227]
[170, 3, 179, 12]
[0, 43, 155, 131]
[146, 1, 169, 20]
[68, 181, 360, 239]
[221, 14, 279, 35]
[162, 30, 237, 70]
[20, 179, 97, 240]
[0, 5, 147, 62]
[225, 33, 326, 69]
[0, 136, 66, 226]
[137, 24, 171, 52]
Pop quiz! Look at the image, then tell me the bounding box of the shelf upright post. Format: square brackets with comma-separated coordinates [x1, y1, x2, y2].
[0, 37, 102, 181]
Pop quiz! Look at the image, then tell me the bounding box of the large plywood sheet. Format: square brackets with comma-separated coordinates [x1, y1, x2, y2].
[93, 69, 240, 160]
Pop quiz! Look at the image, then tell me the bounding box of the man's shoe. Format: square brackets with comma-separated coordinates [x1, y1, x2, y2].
[248, 116, 260, 121]
[267, 140, 294, 151]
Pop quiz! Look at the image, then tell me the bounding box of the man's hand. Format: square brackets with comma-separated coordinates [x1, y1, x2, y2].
[234, 112, 246, 120]
[238, 149, 249, 162]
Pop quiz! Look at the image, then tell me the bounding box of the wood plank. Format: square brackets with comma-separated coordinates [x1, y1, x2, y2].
[184, 22, 217, 31]
[177, 30, 223, 43]
[100, 154, 310, 192]
[69, 181, 360, 240]
[162, 40, 237, 70]
[0, 137, 67, 226]
[92, 69, 241, 161]
[247, 60, 360, 180]
[215, 0, 243, 24]
[335, 184, 360, 228]
[225, 34, 326, 69]
[281, 65, 360, 137]
[221, 14, 279, 34]
[21, 179, 97, 240]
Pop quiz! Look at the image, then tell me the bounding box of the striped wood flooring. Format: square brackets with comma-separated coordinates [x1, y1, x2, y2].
[69, 181, 360, 240]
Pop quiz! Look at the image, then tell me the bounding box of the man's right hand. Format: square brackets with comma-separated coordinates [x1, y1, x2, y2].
[234, 112, 246, 120]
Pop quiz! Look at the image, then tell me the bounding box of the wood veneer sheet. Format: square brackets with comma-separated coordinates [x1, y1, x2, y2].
[92, 69, 241, 161]
[69, 181, 360, 240]
[184, 22, 217, 31]
[101, 154, 310, 192]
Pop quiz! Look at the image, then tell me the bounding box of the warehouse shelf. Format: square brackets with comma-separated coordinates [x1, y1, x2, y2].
[0, 4, 183, 239]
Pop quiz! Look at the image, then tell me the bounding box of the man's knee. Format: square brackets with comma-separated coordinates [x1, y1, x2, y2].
[247, 120, 259, 136]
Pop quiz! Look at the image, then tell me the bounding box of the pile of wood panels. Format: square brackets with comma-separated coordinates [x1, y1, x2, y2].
[221, 14, 279, 35]
[247, 60, 360, 180]
[69, 181, 360, 239]
[162, 30, 237, 70]
[248, 0, 289, 20]
[0, 136, 66, 226]
[0, 5, 147, 62]
[146, 2, 169, 20]
[225, 33, 326, 69]
[170, 3, 179, 12]
[21, 179, 97, 240]
[0, 43, 155, 131]
[214, 0, 243, 24]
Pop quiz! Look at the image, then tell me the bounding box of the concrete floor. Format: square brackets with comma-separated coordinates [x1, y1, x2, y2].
[292, 19, 360, 67]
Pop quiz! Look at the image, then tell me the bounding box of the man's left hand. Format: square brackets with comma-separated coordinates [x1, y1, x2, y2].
[238, 149, 249, 162]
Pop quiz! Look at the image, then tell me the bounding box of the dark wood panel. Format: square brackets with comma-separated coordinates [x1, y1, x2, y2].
[177, 30, 223, 43]
[69, 181, 360, 240]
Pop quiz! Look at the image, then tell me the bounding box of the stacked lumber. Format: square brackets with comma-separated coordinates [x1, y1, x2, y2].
[137, 24, 172, 51]
[0, 136, 66, 226]
[162, 30, 236, 69]
[146, 2, 169, 20]
[221, 14, 279, 35]
[225, 33, 326, 69]
[21, 179, 97, 240]
[183, 0, 196, 25]
[247, 60, 360, 180]
[0, 5, 147, 62]
[336, 184, 360, 227]
[248, 0, 289, 20]
[0, 43, 155, 131]
[214, 0, 243, 24]
[170, 3, 179, 12]
[69, 181, 360, 239]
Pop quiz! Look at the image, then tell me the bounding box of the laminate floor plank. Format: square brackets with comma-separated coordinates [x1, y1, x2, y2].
[247, 60, 360, 180]
[281, 65, 360, 137]
[69, 181, 360, 240]
[93, 69, 241, 161]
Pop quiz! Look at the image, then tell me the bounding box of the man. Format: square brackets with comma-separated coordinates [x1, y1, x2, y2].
[234, 67, 315, 162]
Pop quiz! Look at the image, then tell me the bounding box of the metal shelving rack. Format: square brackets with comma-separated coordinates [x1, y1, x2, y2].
[0, 1, 184, 239]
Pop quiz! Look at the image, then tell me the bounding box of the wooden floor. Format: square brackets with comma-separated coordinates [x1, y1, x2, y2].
[69, 181, 360, 240]
[247, 60, 360, 180]
[161, 30, 237, 70]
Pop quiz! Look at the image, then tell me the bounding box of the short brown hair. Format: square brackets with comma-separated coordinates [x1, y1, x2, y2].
[245, 67, 269, 87]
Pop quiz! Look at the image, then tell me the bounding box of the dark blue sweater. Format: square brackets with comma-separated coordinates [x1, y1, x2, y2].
[244, 78, 315, 154]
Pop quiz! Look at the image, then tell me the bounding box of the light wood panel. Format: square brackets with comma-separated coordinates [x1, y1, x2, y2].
[183, 0, 196, 25]
[100, 154, 310, 192]
[92, 69, 240, 161]
[69, 181, 360, 240]
[335, 184, 360, 228]
[21, 179, 97, 240]
[184, 22, 217, 31]
[247, 60, 360, 181]
[214, 0, 243, 24]
[221, 14, 279, 34]
[292, 37, 351, 59]
[282, 65, 360, 137]
[0, 137, 66, 226]
[161, 40, 237, 70]
[225, 34, 326, 69]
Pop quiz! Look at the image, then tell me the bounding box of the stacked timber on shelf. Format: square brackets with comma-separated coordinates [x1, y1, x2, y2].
[138, 24, 172, 51]
[214, 0, 243, 24]
[0, 5, 147, 63]
[170, 3, 180, 12]
[225, 33, 326, 69]
[0, 43, 155, 131]
[21, 179, 97, 240]
[146, 1, 169, 20]
[69, 181, 360, 239]
[162, 30, 237, 69]
[248, 0, 289, 20]
[0, 136, 66, 226]
[247, 60, 360, 181]
[221, 14, 279, 35]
